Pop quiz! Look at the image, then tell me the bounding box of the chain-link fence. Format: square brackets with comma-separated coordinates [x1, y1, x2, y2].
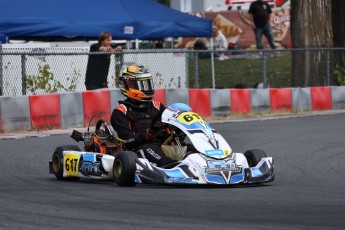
[0, 46, 344, 96]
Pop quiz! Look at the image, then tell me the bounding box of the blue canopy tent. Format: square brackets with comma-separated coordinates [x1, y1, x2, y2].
[0, 33, 7, 44]
[0, 0, 212, 40]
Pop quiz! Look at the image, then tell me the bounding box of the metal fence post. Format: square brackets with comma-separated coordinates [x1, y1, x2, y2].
[194, 52, 199, 88]
[210, 39, 215, 89]
[185, 52, 189, 88]
[326, 49, 330, 85]
[262, 51, 268, 88]
[0, 44, 3, 96]
[21, 54, 26, 95]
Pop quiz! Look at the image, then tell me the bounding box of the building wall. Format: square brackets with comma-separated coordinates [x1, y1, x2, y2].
[171, 0, 289, 13]
[171, 0, 205, 13]
[171, 0, 230, 12]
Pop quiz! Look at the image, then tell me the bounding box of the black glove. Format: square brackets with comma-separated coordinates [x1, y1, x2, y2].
[145, 128, 158, 142]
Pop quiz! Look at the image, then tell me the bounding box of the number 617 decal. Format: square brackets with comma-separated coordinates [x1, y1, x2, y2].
[177, 112, 204, 125]
[64, 153, 80, 177]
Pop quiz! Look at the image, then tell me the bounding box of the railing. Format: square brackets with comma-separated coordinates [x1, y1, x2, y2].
[0, 47, 344, 96]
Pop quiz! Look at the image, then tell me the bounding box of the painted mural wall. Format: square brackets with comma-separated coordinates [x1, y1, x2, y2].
[175, 6, 291, 50]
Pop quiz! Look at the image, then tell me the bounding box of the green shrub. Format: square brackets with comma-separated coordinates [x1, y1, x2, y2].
[25, 57, 66, 94]
[334, 57, 345, 86]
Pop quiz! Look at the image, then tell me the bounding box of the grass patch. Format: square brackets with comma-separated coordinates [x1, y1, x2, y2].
[188, 52, 292, 88]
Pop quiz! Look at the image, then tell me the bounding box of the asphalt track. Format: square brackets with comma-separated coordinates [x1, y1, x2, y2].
[0, 112, 344, 230]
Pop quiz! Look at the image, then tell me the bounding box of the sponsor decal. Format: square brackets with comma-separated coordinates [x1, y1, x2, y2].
[224, 149, 231, 156]
[80, 161, 103, 177]
[147, 148, 161, 160]
[204, 159, 242, 184]
[205, 159, 240, 173]
[124, 26, 134, 34]
[205, 149, 225, 158]
[79, 154, 107, 177]
[164, 177, 193, 184]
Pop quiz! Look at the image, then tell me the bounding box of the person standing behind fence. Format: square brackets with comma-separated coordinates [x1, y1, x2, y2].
[248, 0, 276, 53]
[85, 32, 122, 90]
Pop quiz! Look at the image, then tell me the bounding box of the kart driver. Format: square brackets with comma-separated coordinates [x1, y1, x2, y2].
[110, 64, 177, 167]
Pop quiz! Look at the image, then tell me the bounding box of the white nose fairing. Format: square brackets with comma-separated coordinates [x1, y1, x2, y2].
[161, 108, 232, 159]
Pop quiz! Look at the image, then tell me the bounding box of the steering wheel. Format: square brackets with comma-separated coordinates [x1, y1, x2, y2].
[95, 119, 112, 136]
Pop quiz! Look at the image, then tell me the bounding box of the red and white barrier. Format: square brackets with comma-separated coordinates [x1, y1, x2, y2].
[310, 87, 332, 111]
[270, 88, 292, 112]
[29, 94, 61, 130]
[82, 90, 111, 127]
[1, 86, 345, 132]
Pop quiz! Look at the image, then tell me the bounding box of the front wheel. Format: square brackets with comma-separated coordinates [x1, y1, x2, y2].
[51, 145, 81, 180]
[113, 151, 138, 186]
[244, 149, 267, 167]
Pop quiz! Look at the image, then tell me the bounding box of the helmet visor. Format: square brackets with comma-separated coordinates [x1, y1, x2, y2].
[126, 77, 154, 92]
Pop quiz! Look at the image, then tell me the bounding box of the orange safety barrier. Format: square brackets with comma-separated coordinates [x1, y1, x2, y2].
[311, 87, 332, 111]
[153, 88, 166, 105]
[230, 89, 251, 114]
[82, 90, 111, 127]
[29, 94, 61, 130]
[270, 88, 292, 112]
[189, 89, 211, 117]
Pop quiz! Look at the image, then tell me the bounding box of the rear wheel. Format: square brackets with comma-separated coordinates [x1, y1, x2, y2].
[51, 145, 81, 180]
[244, 149, 267, 167]
[113, 151, 138, 186]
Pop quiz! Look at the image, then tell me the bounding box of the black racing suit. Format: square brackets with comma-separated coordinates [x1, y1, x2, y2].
[110, 99, 175, 167]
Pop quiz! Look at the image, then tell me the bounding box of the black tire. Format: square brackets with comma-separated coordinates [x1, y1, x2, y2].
[113, 151, 138, 187]
[244, 149, 267, 167]
[51, 145, 81, 180]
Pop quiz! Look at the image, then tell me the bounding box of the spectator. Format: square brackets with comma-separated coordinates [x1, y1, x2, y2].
[212, 26, 228, 60]
[85, 32, 122, 90]
[193, 38, 211, 59]
[193, 38, 208, 50]
[248, 0, 276, 53]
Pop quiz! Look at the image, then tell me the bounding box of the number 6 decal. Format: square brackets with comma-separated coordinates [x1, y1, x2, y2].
[178, 112, 204, 125]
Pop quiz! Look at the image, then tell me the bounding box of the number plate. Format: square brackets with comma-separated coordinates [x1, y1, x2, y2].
[177, 112, 204, 125]
[64, 153, 80, 177]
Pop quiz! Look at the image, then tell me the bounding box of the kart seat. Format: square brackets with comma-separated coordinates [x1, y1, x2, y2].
[161, 144, 185, 161]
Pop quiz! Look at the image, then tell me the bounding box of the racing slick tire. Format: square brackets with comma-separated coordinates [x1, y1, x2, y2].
[113, 151, 138, 187]
[244, 149, 267, 167]
[51, 145, 81, 181]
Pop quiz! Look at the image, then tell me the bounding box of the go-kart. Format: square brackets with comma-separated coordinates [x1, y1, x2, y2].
[49, 103, 274, 186]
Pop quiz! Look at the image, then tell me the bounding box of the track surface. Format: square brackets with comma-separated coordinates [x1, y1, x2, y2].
[0, 114, 344, 230]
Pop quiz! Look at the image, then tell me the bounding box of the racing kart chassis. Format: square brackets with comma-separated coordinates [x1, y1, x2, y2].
[49, 104, 274, 186]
